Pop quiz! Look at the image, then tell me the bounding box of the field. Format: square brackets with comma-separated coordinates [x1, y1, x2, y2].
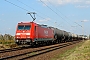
[52, 40, 90, 60]
[0, 40, 16, 49]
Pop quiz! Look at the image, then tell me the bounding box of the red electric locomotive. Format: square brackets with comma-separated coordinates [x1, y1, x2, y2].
[15, 22, 54, 45]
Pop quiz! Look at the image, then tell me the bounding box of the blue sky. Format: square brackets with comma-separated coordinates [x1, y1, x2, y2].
[0, 0, 90, 35]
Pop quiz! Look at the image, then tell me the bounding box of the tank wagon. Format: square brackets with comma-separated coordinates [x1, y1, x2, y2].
[50, 27, 72, 42]
[15, 22, 83, 45]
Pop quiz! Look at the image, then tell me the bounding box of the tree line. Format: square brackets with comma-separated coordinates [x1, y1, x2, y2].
[0, 34, 90, 40]
[0, 34, 14, 40]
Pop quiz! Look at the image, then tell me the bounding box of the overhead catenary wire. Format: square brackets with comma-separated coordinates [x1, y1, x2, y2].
[46, 0, 82, 28]
[5, 0, 60, 29]
[5, 0, 57, 26]
[17, 0, 65, 28]
[5, 0, 29, 11]
[17, 0, 57, 24]
[4, 0, 72, 30]
[40, 0, 84, 34]
[4, 0, 48, 21]
[5, 0, 78, 30]
[40, 0, 72, 26]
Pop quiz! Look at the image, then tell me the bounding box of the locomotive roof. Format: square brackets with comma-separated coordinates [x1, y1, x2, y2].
[18, 22, 36, 25]
[18, 22, 52, 28]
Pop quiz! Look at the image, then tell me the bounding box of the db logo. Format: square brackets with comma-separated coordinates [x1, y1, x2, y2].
[44, 30, 48, 35]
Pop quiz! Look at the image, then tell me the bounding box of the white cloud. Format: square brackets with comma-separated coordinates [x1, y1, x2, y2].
[75, 5, 89, 8]
[39, 0, 90, 6]
[38, 18, 51, 22]
[81, 20, 89, 22]
[86, 1, 90, 4]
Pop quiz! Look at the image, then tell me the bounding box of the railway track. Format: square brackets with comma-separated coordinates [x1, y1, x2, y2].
[0, 45, 31, 53]
[0, 40, 81, 60]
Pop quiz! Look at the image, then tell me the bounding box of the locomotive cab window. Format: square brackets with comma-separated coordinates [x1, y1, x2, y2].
[18, 25, 31, 30]
[24, 25, 31, 30]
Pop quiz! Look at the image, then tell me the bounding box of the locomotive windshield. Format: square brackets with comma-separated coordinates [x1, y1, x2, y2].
[18, 25, 31, 30]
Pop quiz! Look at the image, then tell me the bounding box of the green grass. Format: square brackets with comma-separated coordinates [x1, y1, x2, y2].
[27, 52, 38, 56]
[51, 40, 90, 60]
[0, 40, 16, 49]
[0, 40, 15, 44]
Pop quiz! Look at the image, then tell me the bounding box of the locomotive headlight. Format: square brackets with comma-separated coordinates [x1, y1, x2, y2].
[17, 37, 19, 38]
[16, 33, 20, 35]
[16, 40, 18, 42]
